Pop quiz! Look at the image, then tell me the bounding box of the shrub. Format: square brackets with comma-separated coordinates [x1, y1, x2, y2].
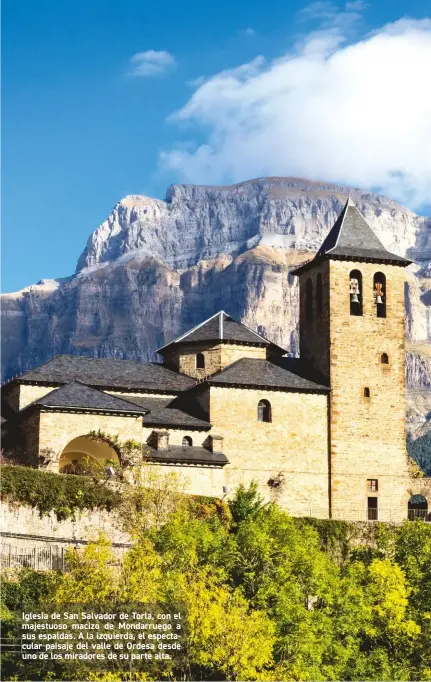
[0, 464, 121, 520]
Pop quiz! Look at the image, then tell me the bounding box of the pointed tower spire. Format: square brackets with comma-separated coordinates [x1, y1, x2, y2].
[293, 194, 411, 275]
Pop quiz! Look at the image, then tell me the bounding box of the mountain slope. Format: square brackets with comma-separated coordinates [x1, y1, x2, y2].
[2, 177, 431, 435]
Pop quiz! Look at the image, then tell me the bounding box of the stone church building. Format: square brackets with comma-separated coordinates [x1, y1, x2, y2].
[3, 198, 430, 522]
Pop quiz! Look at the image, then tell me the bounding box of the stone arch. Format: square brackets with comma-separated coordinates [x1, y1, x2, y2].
[350, 269, 363, 316]
[408, 495, 429, 521]
[258, 399, 272, 423]
[402, 483, 431, 520]
[59, 436, 120, 475]
[373, 271, 386, 318]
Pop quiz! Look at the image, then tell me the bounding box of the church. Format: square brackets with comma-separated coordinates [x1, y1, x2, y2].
[3, 198, 430, 522]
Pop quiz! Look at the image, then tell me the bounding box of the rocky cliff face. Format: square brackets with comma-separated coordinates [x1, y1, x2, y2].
[2, 177, 431, 433]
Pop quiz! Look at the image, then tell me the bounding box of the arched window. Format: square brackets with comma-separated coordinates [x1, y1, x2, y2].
[350, 270, 363, 316]
[363, 387, 371, 398]
[306, 278, 313, 324]
[316, 273, 323, 317]
[258, 400, 272, 423]
[374, 272, 386, 318]
[182, 436, 193, 447]
[381, 353, 389, 364]
[196, 353, 205, 369]
[408, 495, 428, 521]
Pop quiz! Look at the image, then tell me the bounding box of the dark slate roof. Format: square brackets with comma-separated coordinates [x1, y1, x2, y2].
[209, 358, 329, 392]
[31, 382, 148, 414]
[14, 356, 196, 393]
[293, 198, 411, 274]
[157, 311, 285, 353]
[123, 396, 211, 429]
[145, 445, 228, 466]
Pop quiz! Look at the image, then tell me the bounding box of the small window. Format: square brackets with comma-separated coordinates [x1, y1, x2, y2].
[381, 353, 389, 365]
[257, 400, 272, 423]
[350, 270, 363, 316]
[374, 272, 387, 318]
[364, 387, 371, 398]
[367, 479, 378, 492]
[196, 353, 205, 369]
[182, 436, 192, 447]
[368, 497, 378, 521]
[306, 278, 313, 324]
[316, 273, 323, 317]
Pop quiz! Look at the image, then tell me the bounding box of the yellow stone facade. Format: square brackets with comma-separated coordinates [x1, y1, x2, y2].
[297, 258, 414, 521]
[163, 342, 267, 380]
[7, 201, 430, 523]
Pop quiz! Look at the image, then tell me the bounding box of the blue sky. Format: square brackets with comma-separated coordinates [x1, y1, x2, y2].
[2, 0, 431, 292]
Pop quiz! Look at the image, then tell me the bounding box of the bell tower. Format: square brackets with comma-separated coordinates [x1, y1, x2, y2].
[293, 197, 412, 522]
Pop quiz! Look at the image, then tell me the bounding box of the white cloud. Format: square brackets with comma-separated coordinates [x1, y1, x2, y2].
[240, 27, 256, 36]
[160, 16, 431, 208]
[129, 50, 176, 77]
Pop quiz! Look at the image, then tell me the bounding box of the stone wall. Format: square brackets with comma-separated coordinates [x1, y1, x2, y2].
[210, 385, 330, 516]
[1, 502, 130, 545]
[147, 462, 226, 498]
[142, 427, 210, 449]
[16, 384, 58, 410]
[298, 259, 411, 521]
[163, 343, 267, 380]
[20, 411, 40, 466]
[36, 411, 142, 471]
[298, 259, 331, 381]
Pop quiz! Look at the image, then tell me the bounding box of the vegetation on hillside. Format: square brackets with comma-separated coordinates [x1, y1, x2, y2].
[408, 433, 431, 476]
[1, 472, 431, 681]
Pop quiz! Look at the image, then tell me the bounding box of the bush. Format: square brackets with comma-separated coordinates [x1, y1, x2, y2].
[0, 464, 121, 520]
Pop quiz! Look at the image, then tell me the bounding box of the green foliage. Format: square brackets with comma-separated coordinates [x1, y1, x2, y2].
[0, 464, 121, 520]
[407, 433, 431, 475]
[228, 479, 265, 524]
[85, 429, 142, 464]
[2, 481, 431, 681]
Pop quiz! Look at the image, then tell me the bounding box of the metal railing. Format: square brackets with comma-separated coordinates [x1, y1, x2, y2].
[408, 508, 430, 521]
[1, 535, 132, 572]
[300, 507, 431, 523]
[1, 542, 66, 570]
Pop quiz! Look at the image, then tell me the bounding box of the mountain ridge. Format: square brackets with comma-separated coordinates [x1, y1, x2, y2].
[2, 176, 431, 436]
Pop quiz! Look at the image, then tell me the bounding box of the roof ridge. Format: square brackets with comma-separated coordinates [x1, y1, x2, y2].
[23, 381, 149, 414]
[156, 310, 224, 352]
[325, 197, 350, 254]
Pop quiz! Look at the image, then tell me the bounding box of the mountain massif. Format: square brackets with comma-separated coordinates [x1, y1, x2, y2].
[2, 177, 431, 436]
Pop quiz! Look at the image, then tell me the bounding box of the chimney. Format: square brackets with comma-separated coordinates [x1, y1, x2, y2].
[209, 435, 224, 454]
[154, 430, 169, 451]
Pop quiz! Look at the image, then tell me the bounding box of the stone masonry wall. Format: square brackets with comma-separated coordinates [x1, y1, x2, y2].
[209, 385, 329, 517]
[18, 384, 59, 409]
[19, 411, 40, 466]
[1, 502, 130, 545]
[142, 427, 210, 449]
[328, 260, 410, 521]
[37, 411, 142, 471]
[147, 462, 226, 498]
[2, 383, 21, 412]
[298, 259, 331, 381]
[164, 343, 267, 380]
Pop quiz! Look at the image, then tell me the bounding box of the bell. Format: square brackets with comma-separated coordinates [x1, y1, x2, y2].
[351, 293, 359, 303]
[376, 295, 383, 304]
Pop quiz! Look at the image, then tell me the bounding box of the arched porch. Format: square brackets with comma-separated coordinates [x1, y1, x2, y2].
[59, 436, 120, 475]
